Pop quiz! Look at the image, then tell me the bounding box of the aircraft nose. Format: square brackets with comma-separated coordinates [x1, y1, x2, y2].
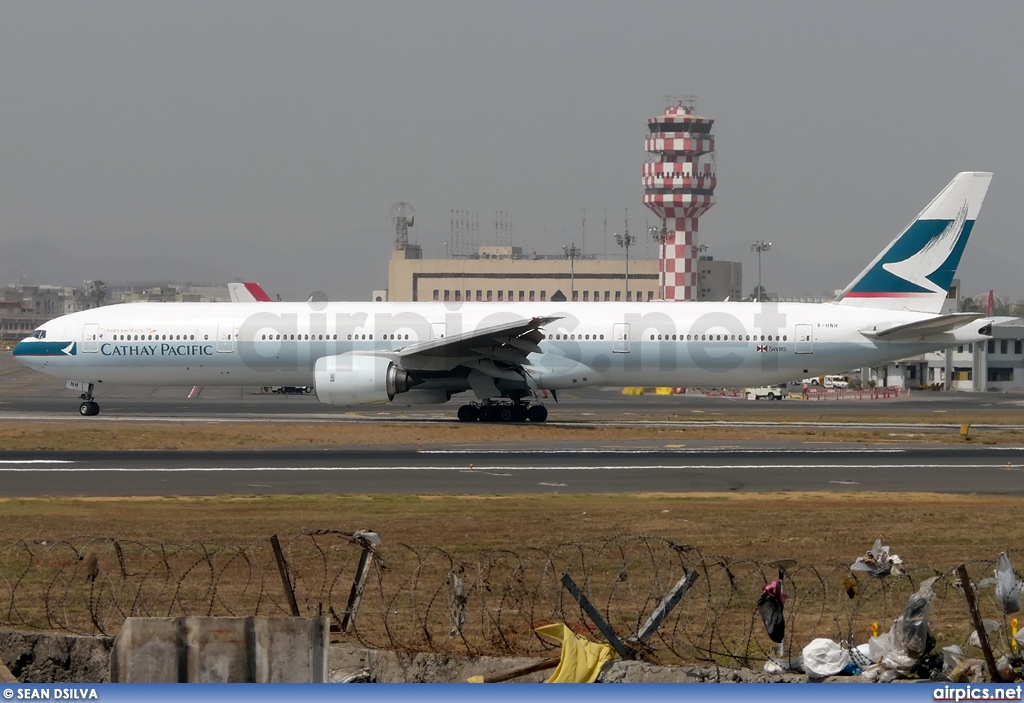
[12, 338, 40, 365]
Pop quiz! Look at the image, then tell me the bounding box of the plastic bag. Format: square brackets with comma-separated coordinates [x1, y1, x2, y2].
[942, 645, 964, 676]
[995, 552, 1021, 615]
[893, 576, 937, 659]
[802, 638, 851, 678]
[763, 656, 803, 674]
[851, 538, 901, 578]
[758, 585, 786, 643]
[967, 619, 1000, 648]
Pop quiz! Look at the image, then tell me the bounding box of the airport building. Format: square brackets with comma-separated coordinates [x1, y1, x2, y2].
[0, 281, 231, 344]
[384, 245, 742, 304]
[0, 284, 101, 344]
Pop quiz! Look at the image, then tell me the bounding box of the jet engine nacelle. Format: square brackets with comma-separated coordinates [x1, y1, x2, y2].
[314, 353, 416, 405]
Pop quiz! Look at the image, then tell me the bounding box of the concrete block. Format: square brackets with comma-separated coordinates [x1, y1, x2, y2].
[111, 616, 328, 683]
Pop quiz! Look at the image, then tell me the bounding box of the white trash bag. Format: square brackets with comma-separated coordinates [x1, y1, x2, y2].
[995, 552, 1021, 615]
[802, 638, 851, 678]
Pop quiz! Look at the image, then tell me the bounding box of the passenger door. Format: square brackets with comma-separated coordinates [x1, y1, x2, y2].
[216, 323, 235, 353]
[795, 324, 813, 354]
[612, 323, 630, 353]
[82, 323, 99, 353]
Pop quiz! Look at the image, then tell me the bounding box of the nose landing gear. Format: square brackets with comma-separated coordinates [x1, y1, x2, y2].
[78, 384, 99, 416]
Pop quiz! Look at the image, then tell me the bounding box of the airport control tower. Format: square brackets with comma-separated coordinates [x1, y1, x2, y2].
[642, 98, 716, 301]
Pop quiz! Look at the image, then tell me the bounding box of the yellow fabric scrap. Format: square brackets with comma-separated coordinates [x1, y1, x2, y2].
[534, 623, 617, 683]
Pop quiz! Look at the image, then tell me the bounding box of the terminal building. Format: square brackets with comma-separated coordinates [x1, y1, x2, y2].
[384, 245, 742, 304]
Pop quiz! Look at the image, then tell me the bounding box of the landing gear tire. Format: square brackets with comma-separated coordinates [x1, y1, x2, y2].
[527, 405, 548, 423]
[79, 401, 99, 417]
[457, 405, 479, 422]
[479, 406, 497, 422]
[498, 406, 514, 422]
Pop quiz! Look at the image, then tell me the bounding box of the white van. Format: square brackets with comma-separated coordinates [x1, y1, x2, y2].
[823, 375, 849, 389]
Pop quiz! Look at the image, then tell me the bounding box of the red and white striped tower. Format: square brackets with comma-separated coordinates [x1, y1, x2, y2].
[642, 98, 716, 301]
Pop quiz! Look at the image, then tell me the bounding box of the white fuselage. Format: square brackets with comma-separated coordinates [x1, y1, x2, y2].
[14, 301, 988, 395]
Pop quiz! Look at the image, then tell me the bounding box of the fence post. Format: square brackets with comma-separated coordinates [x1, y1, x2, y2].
[560, 573, 632, 659]
[449, 571, 467, 637]
[269, 535, 301, 617]
[956, 564, 1002, 682]
[341, 542, 375, 633]
[635, 568, 699, 642]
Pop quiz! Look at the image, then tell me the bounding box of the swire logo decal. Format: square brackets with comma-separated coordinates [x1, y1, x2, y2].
[882, 201, 969, 294]
[756, 345, 768, 353]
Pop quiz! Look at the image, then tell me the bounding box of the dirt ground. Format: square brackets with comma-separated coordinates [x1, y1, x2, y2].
[1, 492, 1021, 566]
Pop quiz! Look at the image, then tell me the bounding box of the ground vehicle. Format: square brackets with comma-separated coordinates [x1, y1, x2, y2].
[823, 375, 849, 389]
[745, 385, 785, 400]
[802, 375, 849, 388]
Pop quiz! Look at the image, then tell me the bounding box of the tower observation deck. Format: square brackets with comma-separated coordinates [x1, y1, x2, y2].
[642, 98, 716, 301]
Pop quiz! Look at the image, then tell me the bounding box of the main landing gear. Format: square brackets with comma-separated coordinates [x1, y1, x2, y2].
[457, 401, 547, 423]
[78, 384, 99, 417]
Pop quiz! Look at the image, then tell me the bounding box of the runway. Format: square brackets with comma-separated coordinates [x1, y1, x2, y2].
[1, 445, 1022, 496]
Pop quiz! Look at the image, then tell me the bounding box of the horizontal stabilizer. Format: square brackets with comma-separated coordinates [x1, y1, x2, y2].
[861, 313, 984, 339]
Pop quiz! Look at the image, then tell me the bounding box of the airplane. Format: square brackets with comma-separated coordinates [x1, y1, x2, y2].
[13, 172, 1010, 422]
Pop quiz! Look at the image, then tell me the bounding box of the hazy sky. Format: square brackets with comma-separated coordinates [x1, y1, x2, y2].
[2, 1, 1022, 301]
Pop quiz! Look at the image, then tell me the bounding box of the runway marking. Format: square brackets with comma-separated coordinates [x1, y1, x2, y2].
[420, 448, 911, 455]
[0, 459, 75, 464]
[829, 480, 860, 485]
[0, 463, 1014, 472]
[538, 482, 568, 487]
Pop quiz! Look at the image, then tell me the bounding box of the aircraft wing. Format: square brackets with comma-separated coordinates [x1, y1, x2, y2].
[395, 316, 560, 372]
[860, 312, 987, 340]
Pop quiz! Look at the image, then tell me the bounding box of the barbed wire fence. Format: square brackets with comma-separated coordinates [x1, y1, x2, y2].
[0, 534, 1020, 667]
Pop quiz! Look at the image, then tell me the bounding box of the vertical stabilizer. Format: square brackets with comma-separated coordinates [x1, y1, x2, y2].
[835, 172, 992, 313]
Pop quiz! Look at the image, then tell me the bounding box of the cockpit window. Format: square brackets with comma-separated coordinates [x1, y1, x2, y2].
[33, 330, 47, 339]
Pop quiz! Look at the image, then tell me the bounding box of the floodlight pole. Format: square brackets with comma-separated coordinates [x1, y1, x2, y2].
[751, 240, 772, 301]
[563, 244, 581, 300]
[614, 229, 636, 301]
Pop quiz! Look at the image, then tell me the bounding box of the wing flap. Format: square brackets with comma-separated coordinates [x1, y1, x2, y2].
[398, 315, 558, 370]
